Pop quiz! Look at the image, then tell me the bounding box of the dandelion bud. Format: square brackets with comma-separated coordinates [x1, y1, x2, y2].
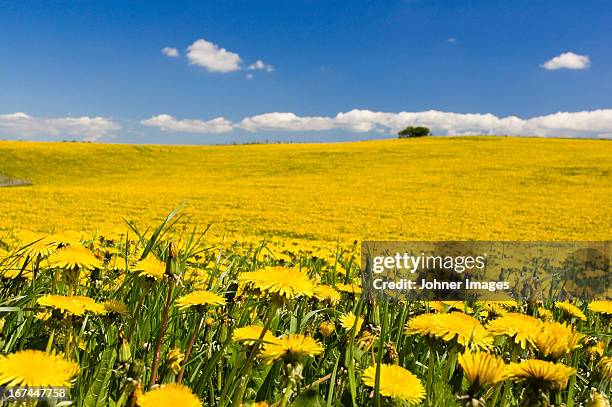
[218, 324, 228, 343]
[128, 359, 145, 380]
[318, 321, 335, 337]
[384, 342, 399, 364]
[168, 242, 178, 259]
[119, 337, 132, 363]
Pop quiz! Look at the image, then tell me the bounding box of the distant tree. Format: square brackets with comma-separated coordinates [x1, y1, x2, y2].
[398, 126, 431, 138]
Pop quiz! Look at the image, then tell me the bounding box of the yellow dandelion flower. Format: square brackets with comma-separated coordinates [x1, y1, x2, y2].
[362, 364, 425, 404]
[555, 301, 587, 321]
[406, 312, 492, 350]
[477, 301, 511, 318]
[105, 271, 126, 292]
[313, 284, 341, 304]
[597, 356, 612, 381]
[339, 312, 364, 332]
[175, 290, 226, 309]
[47, 246, 100, 270]
[77, 296, 107, 314]
[588, 300, 612, 316]
[486, 313, 542, 349]
[533, 321, 583, 359]
[537, 307, 553, 322]
[136, 383, 201, 407]
[507, 359, 576, 390]
[35, 311, 51, 321]
[183, 267, 210, 288]
[106, 255, 129, 272]
[1, 260, 33, 280]
[238, 266, 315, 299]
[458, 351, 507, 388]
[425, 301, 448, 313]
[0, 350, 79, 387]
[587, 341, 605, 360]
[260, 334, 324, 363]
[166, 348, 184, 375]
[232, 325, 279, 346]
[38, 294, 106, 316]
[104, 299, 129, 316]
[335, 282, 362, 294]
[51, 230, 83, 247]
[134, 256, 166, 280]
[356, 330, 378, 351]
[16, 231, 56, 258]
[332, 264, 349, 276]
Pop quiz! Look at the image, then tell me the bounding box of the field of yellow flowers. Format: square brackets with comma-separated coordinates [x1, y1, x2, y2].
[0, 136, 610, 241]
[0, 136, 610, 406]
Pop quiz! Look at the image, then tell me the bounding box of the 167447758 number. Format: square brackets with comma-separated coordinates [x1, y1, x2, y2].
[0, 386, 69, 402]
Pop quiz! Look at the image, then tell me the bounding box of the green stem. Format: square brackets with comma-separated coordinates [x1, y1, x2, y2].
[426, 346, 435, 401]
[489, 382, 502, 407]
[177, 313, 205, 383]
[445, 344, 458, 381]
[45, 328, 55, 353]
[127, 286, 148, 341]
[230, 301, 278, 406]
[375, 301, 388, 407]
[149, 282, 175, 388]
[279, 374, 296, 407]
[566, 350, 579, 407]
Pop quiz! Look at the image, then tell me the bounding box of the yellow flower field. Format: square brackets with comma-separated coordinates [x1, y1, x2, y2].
[0, 136, 610, 241]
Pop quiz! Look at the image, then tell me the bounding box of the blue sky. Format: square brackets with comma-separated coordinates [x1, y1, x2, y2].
[1, 0, 611, 143]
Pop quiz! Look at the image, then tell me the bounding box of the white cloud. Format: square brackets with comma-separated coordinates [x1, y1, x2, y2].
[542, 52, 590, 70]
[248, 60, 274, 72]
[245, 73, 254, 80]
[186, 39, 242, 73]
[161, 47, 179, 57]
[239, 112, 335, 132]
[139, 109, 612, 138]
[0, 112, 120, 141]
[180, 38, 273, 74]
[141, 114, 233, 134]
[447, 37, 456, 43]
